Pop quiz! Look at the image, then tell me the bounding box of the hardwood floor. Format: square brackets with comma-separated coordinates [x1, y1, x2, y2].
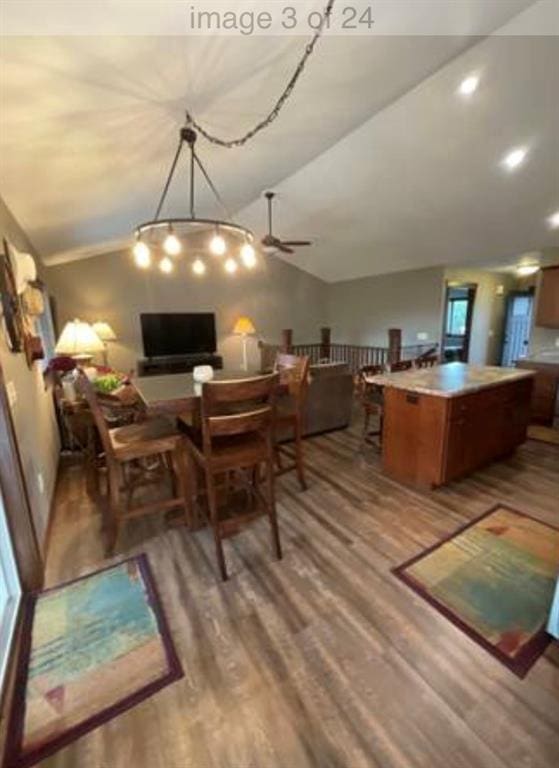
[41, 421, 559, 768]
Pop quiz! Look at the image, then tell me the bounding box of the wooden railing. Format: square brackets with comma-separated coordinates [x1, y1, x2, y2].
[260, 328, 439, 376]
[291, 343, 389, 370]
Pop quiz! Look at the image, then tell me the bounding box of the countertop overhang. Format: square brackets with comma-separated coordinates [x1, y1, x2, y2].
[367, 363, 535, 398]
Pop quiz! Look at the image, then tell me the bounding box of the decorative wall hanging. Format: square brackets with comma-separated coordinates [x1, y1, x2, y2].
[0, 238, 24, 353]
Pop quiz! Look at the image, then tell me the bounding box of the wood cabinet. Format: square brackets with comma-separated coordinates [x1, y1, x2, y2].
[536, 265, 559, 328]
[516, 359, 559, 425]
[382, 378, 533, 488]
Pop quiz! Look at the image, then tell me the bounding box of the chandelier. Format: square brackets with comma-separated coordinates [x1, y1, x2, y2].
[132, 126, 257, 276]
[131, 0, 334, 277]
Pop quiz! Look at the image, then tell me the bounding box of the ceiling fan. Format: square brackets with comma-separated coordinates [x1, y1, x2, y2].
[261, 192, 312, 255]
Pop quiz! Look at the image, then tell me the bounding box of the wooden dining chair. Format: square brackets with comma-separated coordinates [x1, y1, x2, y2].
[182, 374, 281, 581]
[358, 364, 385, 448]
[390, 360, 413, 373]
[273, 353, 311, 491]
[415, 355, 439, 368]
[77, 372, 193, 553]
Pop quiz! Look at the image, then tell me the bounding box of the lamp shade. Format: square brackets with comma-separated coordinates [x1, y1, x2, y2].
[55, 319, 105, 356]
[92, 321, 117, 342]
[233, 316, 256, 335]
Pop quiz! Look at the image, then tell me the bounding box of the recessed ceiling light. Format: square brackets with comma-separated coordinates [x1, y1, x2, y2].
[548, 211, 559, 229]
[502, 147, 528, 171]
[458, 75, 479, 96]
[516, 264, 539, 277]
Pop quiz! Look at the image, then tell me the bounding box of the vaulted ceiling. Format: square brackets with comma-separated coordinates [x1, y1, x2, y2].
[0, 0, 557, 282]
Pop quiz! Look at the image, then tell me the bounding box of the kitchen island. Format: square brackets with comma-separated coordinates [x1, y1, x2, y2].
[371, 363, 535, 488]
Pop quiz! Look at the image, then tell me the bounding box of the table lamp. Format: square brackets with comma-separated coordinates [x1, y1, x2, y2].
[233, 316, 256, 371]
[92, 321, 117, 367]
[55, 319, 104, 365]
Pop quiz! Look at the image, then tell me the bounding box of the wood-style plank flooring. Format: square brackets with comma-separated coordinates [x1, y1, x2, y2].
[42, 422, 559, 768]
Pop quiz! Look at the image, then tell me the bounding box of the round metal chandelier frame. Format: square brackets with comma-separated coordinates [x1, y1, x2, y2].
[133, 126, 255, 272]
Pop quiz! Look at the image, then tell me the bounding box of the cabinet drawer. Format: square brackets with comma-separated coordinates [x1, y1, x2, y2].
[448, 387, 502, 421]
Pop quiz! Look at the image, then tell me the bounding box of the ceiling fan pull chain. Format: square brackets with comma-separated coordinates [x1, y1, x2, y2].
[184, 0, 335, 149]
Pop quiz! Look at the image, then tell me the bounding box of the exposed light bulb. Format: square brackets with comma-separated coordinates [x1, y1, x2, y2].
[240, 242, 257, 268]
[159, 256, 174, 274]
[502, 147, 527, 171]
[458, 75, 479, 97]
[224, 257, 238, 274]
[210, 233, 226, 256]
[548, 211, 559, 229]
[516, 264, 539, 277]
[192, 258, 206, 276]
[133, 239, 151, 269]
[163, 232, 182, 256]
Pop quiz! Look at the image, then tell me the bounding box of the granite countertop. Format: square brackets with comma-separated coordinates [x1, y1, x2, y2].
[367, 363, 535, 398]
[520, 351, 559, 366]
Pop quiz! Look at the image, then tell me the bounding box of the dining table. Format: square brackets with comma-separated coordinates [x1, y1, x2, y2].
[133, 369, 266, 417]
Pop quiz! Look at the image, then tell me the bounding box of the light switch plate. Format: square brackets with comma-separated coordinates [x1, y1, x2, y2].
[417, 332, 428, 341]
[6, 381, 17, 408]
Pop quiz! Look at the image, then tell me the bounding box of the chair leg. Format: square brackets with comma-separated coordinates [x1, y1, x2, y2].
[171, 444, 194, 527]
[106, 462, 122, 555]
[206, 468, 228, 581]
[165, 451, 177, 496]
[294, 421, 307, 491]
[361, 409, 370, 448]
[266, 458, 282, 561]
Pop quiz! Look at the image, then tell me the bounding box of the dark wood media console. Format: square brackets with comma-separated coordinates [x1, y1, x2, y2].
[138, 354, 223, 378]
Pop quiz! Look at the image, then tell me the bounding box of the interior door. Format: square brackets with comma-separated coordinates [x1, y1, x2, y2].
[501, 291, 534, 367]
[0, 487, 21, 693]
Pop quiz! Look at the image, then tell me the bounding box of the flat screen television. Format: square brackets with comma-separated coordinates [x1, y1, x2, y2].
[140, 313, 217, 358]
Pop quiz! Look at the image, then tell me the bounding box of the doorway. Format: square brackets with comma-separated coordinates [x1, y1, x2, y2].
[501, 290, 534, 367]
[442, 283, 477, 363]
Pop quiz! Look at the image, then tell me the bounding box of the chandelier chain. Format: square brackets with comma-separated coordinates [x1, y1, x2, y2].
[185, 0, 336, 148]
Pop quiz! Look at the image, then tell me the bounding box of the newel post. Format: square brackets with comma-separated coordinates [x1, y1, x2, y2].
[281, 329, 293, 353]
[320, 327, 331, 360]
[388, 328, 402, 365]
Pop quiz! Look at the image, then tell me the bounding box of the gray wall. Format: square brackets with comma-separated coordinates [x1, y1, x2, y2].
[326, 266, 445, 348]
[0, 196, 59, 547]
[46, 249, 328, 372]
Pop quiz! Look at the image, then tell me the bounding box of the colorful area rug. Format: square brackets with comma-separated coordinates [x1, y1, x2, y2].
[4, 554, 182, 768]
[393, 505, 559, 678]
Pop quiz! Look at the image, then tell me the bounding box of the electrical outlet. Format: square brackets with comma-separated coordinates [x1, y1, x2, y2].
[37, 472, 45, 495]
[417, 332, 428, 341]
[6, 380, 17, 408]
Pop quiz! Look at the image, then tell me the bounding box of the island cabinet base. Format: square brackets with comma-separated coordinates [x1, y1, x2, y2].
[381, 378, 533, 488]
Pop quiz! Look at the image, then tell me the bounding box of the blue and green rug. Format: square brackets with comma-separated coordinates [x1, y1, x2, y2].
[4, 554, 182, 768]
[393, 504, 559, 677]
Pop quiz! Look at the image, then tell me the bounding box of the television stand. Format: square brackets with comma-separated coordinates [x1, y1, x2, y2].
[138, 354, 223, 378]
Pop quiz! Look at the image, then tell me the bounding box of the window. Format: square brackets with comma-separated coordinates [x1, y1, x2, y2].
[446, 298, 468, 336]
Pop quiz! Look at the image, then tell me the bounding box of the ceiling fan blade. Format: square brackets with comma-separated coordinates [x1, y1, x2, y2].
[277, 244, 295, 255]
[281, 241, 312, 247]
